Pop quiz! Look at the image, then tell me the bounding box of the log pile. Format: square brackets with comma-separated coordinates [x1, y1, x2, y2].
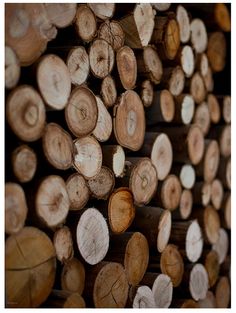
[5, 2, 231, 308]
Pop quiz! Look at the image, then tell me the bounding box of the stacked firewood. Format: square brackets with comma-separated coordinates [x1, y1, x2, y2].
[5, 3, 231, 308]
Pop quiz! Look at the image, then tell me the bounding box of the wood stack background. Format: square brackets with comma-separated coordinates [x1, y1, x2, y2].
[5, 3, 231, 308]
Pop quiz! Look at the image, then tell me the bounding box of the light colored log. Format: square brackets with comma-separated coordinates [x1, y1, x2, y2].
[75, 5, 97, 42]
[189, 263, 209, 301]
[132, 286, 156, 308]
[222, 95, 231, 123]
[173, 94, 195, 125]
[66, 173, 89, 211]
[190, 72, 206, 104]
[44, 3, 77, 28]
[5, 46, 20, 89]
[53, 226, 74, 263]
[162, 66, 185, 96]
[179, 45, 195, 78]
[152, 3, 171, 11]
[93, 96, 112, 142]
[211, 178, 224, 210]
[102, 145, 125, 178]
[198, 291, 216, 308]
[212, 228, 229, 265]
[193, 101, 211, 135]
[190, 18, 208, 53]
[176, 5, 191, 43]
[100, 75, 117, 108]
[88, 3, 115, 20]
[192, 181, 211, 206]
[140, 80, 154, 108]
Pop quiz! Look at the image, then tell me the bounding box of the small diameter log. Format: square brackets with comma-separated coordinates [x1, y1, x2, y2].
[93, 96, 112, 142]
[113, 90, 145, 151]
[222, 95, 231, 124]
[98, 20, 125, 51]
[66, 173, 89, 211]
[126, 157, 158, 205]
[211, 179, 224, 210]
[89, 39, 115, 79]
[100, 75, 117, 108]
[207, 32, 226, 72]
[119, 4, 155, 48]
[207, 94, 221, 124]
[140, 80, 154, 108]
[222, 193, 231, 229]
[61, 258, 85, 295]
[107, 232, 149, 286]
[75, 5, 97, 42]
[209, 125, 231, 158]
[73, 136, 102, 179]
[172, 164, 196, 189]
[132, 286, 156, 308]
[160, 244, 184, 287]
[88, 3, 115, 20]
[152, 16, 180, 60]
[195, 140, 220, 183]
[140, 132, 173, 181]
[214, 3, 231, 32]
[192, 181, 211, 206]
[65, 86, 98, 138]
[42, 123, 73, 170]
[198, 291, 216, 308]
[204, 250, 220, 288]
[193, 101, 211, 135]
[170, 220, 203, 262]
[6, 85, 46, 142]
[179, 45, 195, 78]
[5, 182, 28, 235]
[146, 90, 175, 124]
[44, 3, 77, 28]
[35, 175, 70, 229]
[176, 5, 191, 43]
[203, 66, 214, 92]
[5, 227, 56, 308]
[177, 189, 193, 220]
[102, 145, 125, 178]
[155, 175, 182, 211]
[173, 94, 195, 125]
[108, 188, 135, 234]
[134, 206, 171, 253]
[36, 54, 71, 110]
[12, 145, 37, 183]
[66, 46, 89, 86]
[196, 53, 209, 77]
[190, 72, 206, 104]
[5, 46, 20, 89]
[45, 290, 86, 308]
[218, 157, 231, 190]
[76, 208, 109, 265]
[190, 18, 208, 53]
[189, 263, 209, 301]
[212, 228, 229, 265]
[117, 46, 137, 90]
[87, 166, 115, 200]
[53, 226, 74, 263]
[162, 66, 185, 96]
[215, 276, 230, 308]
[136, 45, 163, 84]
[152, 3, 171, 11]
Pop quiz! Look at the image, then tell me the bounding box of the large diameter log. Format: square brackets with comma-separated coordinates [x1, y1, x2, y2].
[53, 226, 74, 263]
[108, 188, 135, 234]
[5, 182, 28, 235]
[100, 75, 117, 108]
[146, 90, 175, 124]
[170, 220, 203, 262]
[66, 173, 89, 211]
[173, 94, 195, 125]
[151, 16, 180, 60]
[5, 4, 57, 66]
[160, 244, 184, 287]
[87, 166, 115, 200]
[12, 145, 37, 183]
[192, 181, 211, 206]
[193, 101, 211, 135]
[132, 286, 155, 308]
[125, 157, 158, 205]
[140, 132, 173, 181]
[61, 258, 85, 295]
[5, 46, 20, 89]
[212, 228, 229, 265]
[204, 250, 220, 288]
[171, 164, 195, 189]
[5, 227, 56, 307]
[215, 276, 230, 308]
[140, 80, 154, 108]
[113, 90, 145, 151]
[65, 86, 98, 138]
[44, 3, 77, 28]
[190, 72, 206, 104]
[190, 18, 208, 53]
[211, 178, 224, 210]
[119, 4, 155, 48]
[76, 208, 109, 265]
[88, 3, 115, 20]
[189, 263, 209, 301]
[42, 123, 73, 170]
[35, 175, 69, 228]
[102, 145, 125, 178]
[93, 96, 112, 142]
[36, 54, 71, 110]
[133, 206, 171, 253]
[176, 5, 191, 43]
[98, 20, 125, 51]
[73, 136, 102, 179]
[66, 46, 89, 86]
[207, 32, 226, 72]
[218, 157, 231, 190]
[207, 94, 221, 124]
[162, 66, 185, 96]
[89, 39, 115, 79]
[209, 125, 231, 158]
[116, 46, 137, 90]
[136, 45, 163, 84]
[107, 232, 149, 286]
[6, 85, 46, 142]
[198, 291, 216, 308]
[75, 5, 97, 42]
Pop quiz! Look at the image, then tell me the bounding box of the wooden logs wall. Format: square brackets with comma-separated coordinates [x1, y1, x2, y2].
[5, 2, 231, 309]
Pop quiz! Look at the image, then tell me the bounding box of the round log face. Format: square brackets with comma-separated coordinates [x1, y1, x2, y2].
[88, 3, 115, 20]
[207, 32, 226, 72]
[169, 66, 185, 96]
[66, 173, 89, 211]
[157, 210, 172, 253]
[181, 45, 194, 78]
[101, 75, 117, 108]
[117, 46, 137, 90]
[180, 95, 194, 125]
[160, 89, 175, 122]
[143, 46, 163, 84]
[204, 206, 220, 244]
[164, 19, 180, 60]
[63, 293, 86, 308]
[180, 164, 195, 189]
[211, 179, 223, 210]
[223, 96, 231, 123]
[53, 226, 74, 263]
[67, 47, 89, 86]
[93, 96, 112, 142]
[152, 274, 173, 308]
[44, 3, 77, 28]
[133, 286, 156, 308]
[207, 94, 221, 124]
[176, 5, 190, 43]
[98, 20, 125, 51]
[93, 262, 129, 308]
[186, 220, 203, 262]
[215, 276, 230, 308]
[215, 3, 231, 32]
[179, 189, 193, 219]
[220, 125, 231, 157]
[187, 125, 204, 165]
[5, 46, 20, 89]
[194, 101, 210, 135]
[61, 258, 85, 294]
[204, 140, 220, 183]
[190, 18, 208, 53]
[189, 264, 209, 301]
[75, 5, 97, 42]
[212, 228, 229, 264]
[141, 80, 154, 107]
[190, 72, 206, 104]
[205, 250, 219, 287]
[160, 175, 182, 211]
[224, 194, 231, 229]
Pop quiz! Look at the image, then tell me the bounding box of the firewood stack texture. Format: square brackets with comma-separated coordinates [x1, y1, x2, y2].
[5, 2, 231, 308]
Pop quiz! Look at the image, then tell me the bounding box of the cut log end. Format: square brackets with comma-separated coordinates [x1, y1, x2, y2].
[76, 208, 109, 265]
[212, 228, 229, 265]
[181, 45, 194, 78]
[176, 5, 190, 43]
[179, 189, 193, 220]
[211, 179, 223, 210]
[53, 226, 74, 263]
[157, 210, 172, 253]
[220, 125, 231, 157]
[215, 3, 231, 32]
[141, 80, 154, 108]
[5, 46, 20, 89]
[204, 250, 220, 288]
[194, 101, 211, 136]
[169, 66, 185, 96]
[61, 258, 85, 294]
[190, 72, 206, 104]
[207, 94, 221, 124]
[187, 125, 204, 165]
[204, 206, 220, 244]
[117, 45, 137, 90]
[88, 3, 115, 20]
[189, 264, 209, 301]
[152, 3, 171, 11]
[223, 96, 231, 123]
[164, 19, 180, 60]
[93, 96, 112, 142]
[101, 75, 117, 108]
[186, 220, 203, 262]
[66, 173, 89, 211]
[75, 5, 97, 42]
[98, 20, 125, 51]
[133, 286, 156, 308]
[179, 94, 194, 125]
[215, 276, 230, 308]
[204, 140, 220, 183]
[224, 194, 231, 229]
[161, 175, 182, 211]
[203, 67, 214, 92]
[190, 18, 208, 53]
[207, 32, 226, 72]
[152, 274, 173, 308]
[159, 89, 175, 122]
[102, 145, 125, 178]
[180, 164, 195, 189]
[143, 46, 163, 84]
[45, 3, 77, 28]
